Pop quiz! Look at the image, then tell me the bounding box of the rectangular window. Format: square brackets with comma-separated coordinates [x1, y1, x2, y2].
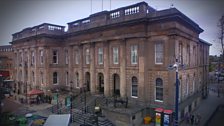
[75, 50, 79, 64]
[86, 49, 90, 64]
[113, 47, 119, 64]
[53, 50, 58, 64]
[40, 50, 44, 64]
[32, 71, 35, 82]
[179, 43, 183, 64]
[187, 45, 190, 66]
[53, 72, 58, 84]
[65, 50, 68, 64]
[155, 43, 163, 64]
[131, 45, 138, 64]
[31, 51, 35, 66]
[98, 47, 103, 64]
[19, 52, 23, 66]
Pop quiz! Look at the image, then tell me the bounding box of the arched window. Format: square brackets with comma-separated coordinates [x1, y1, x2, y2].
[53, 72, 58, 84]
[155, 78, 163, 101]
[131, 76, 138, 97]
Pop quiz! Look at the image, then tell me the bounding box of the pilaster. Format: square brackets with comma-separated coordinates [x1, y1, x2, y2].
[120, 39, 126, 97]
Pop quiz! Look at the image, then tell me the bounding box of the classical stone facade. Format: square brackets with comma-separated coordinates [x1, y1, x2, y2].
[0, 45, 13, 80]
[10, 2, 210, 123]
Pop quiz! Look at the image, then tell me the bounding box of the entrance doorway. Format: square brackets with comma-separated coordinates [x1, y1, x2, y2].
[85, 72, 90, 91]
[98, 73, 104, 93]
[113, 74, 120, 96]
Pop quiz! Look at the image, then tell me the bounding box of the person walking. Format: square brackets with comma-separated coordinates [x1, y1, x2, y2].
[185, 112, 190, 124]
[190, 114, 194, 125]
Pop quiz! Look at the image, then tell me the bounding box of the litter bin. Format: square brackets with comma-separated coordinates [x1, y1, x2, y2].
[144, 116, 152, 124]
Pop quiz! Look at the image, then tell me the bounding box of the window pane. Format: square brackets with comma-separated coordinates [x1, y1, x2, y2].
[86, 49, 90, 64]
[53, 72, 58, 84]
[75, 50, 79, 64]
[53, 50, 58, 64]
[65, 50, 68, 64]
[131, 45, 138, 64]
[98, 48, 103, 64]
[132, 77, 138, 97]
[113, 47, 119, 64]
[156, 78, 163, 101]
[155, 43, 163, 64]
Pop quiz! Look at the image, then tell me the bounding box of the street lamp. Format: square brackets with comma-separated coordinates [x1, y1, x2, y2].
[168, 59, 184, 126]
[70, 81, 73, 122]
[94, 106, 101, 126]
[84, 83, 87, 113]
[56, 89, 59, 114]
[0, 74, 3, 117]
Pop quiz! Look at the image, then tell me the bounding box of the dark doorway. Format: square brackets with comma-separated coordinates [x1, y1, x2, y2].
[98, 73, 104, 94]
[85, 72, 90, 91]
[113, 74, 120, 96]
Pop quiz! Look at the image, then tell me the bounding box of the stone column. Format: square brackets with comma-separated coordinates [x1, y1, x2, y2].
[138, 38, 146, 101]
[79, 45, 84, 88]
[120, 39, 126, 97]
[68, 46, 73, 88]
[104, 41, 110, 96]
[90, 43, 96, 94]
[45, 47, 50, 91]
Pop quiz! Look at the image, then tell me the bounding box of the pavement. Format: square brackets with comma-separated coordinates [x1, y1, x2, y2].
[2, 82, 224, 126]
[141, 83, 224, 126]
[181, 84, 224, 126]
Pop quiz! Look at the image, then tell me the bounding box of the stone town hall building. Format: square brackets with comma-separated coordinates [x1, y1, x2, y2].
[10, 2, 210, 124]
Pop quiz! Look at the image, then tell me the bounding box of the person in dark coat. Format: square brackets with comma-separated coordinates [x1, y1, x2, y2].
[190, 114, 194, 125]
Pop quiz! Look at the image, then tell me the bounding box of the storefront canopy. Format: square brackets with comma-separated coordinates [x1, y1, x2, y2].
[27, 89, 44, 96]
[43, 114, 70, 126]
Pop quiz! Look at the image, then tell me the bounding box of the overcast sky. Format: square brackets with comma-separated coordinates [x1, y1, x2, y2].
[0, 0, 223, 55]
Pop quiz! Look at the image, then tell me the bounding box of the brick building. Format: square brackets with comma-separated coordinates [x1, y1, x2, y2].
[10, 2, 211, 125]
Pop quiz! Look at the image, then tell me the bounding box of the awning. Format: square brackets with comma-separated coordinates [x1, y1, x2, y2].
[43, 114, 70, 126]
[27, 89, 44, 96]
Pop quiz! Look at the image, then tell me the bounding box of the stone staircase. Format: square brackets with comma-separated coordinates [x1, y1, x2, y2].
[46, 92, 114, 126]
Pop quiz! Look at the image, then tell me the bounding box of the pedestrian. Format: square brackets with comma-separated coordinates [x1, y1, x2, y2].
[185, 112, 190, 124]
[49, 96, 52, 104]
[196, 113, 201, 124]
[190, 114, 194, 125]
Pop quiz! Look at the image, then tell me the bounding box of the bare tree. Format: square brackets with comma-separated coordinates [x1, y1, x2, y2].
[218, 15, 224, 61]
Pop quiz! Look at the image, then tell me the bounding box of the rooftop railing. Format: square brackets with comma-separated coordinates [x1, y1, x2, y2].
[12, 23, 65, 41]
[67, 2, 155, 33]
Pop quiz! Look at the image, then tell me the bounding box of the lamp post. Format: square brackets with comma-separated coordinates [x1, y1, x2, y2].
[56, 89, 59, 114]
[70, 81, 73, 122]
[0, 74, 3, 116]
[84, 83, 87, 113]
[168, 59, 182, 126]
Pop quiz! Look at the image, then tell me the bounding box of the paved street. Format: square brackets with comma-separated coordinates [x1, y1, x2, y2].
[2, 82, 224, 126]
[181, 83, 224, 126]
[2, 97, 22, 113]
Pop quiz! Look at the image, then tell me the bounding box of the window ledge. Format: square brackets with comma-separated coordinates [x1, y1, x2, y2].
[131, 96, 138, 98]
[155, 100, 163, 103]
